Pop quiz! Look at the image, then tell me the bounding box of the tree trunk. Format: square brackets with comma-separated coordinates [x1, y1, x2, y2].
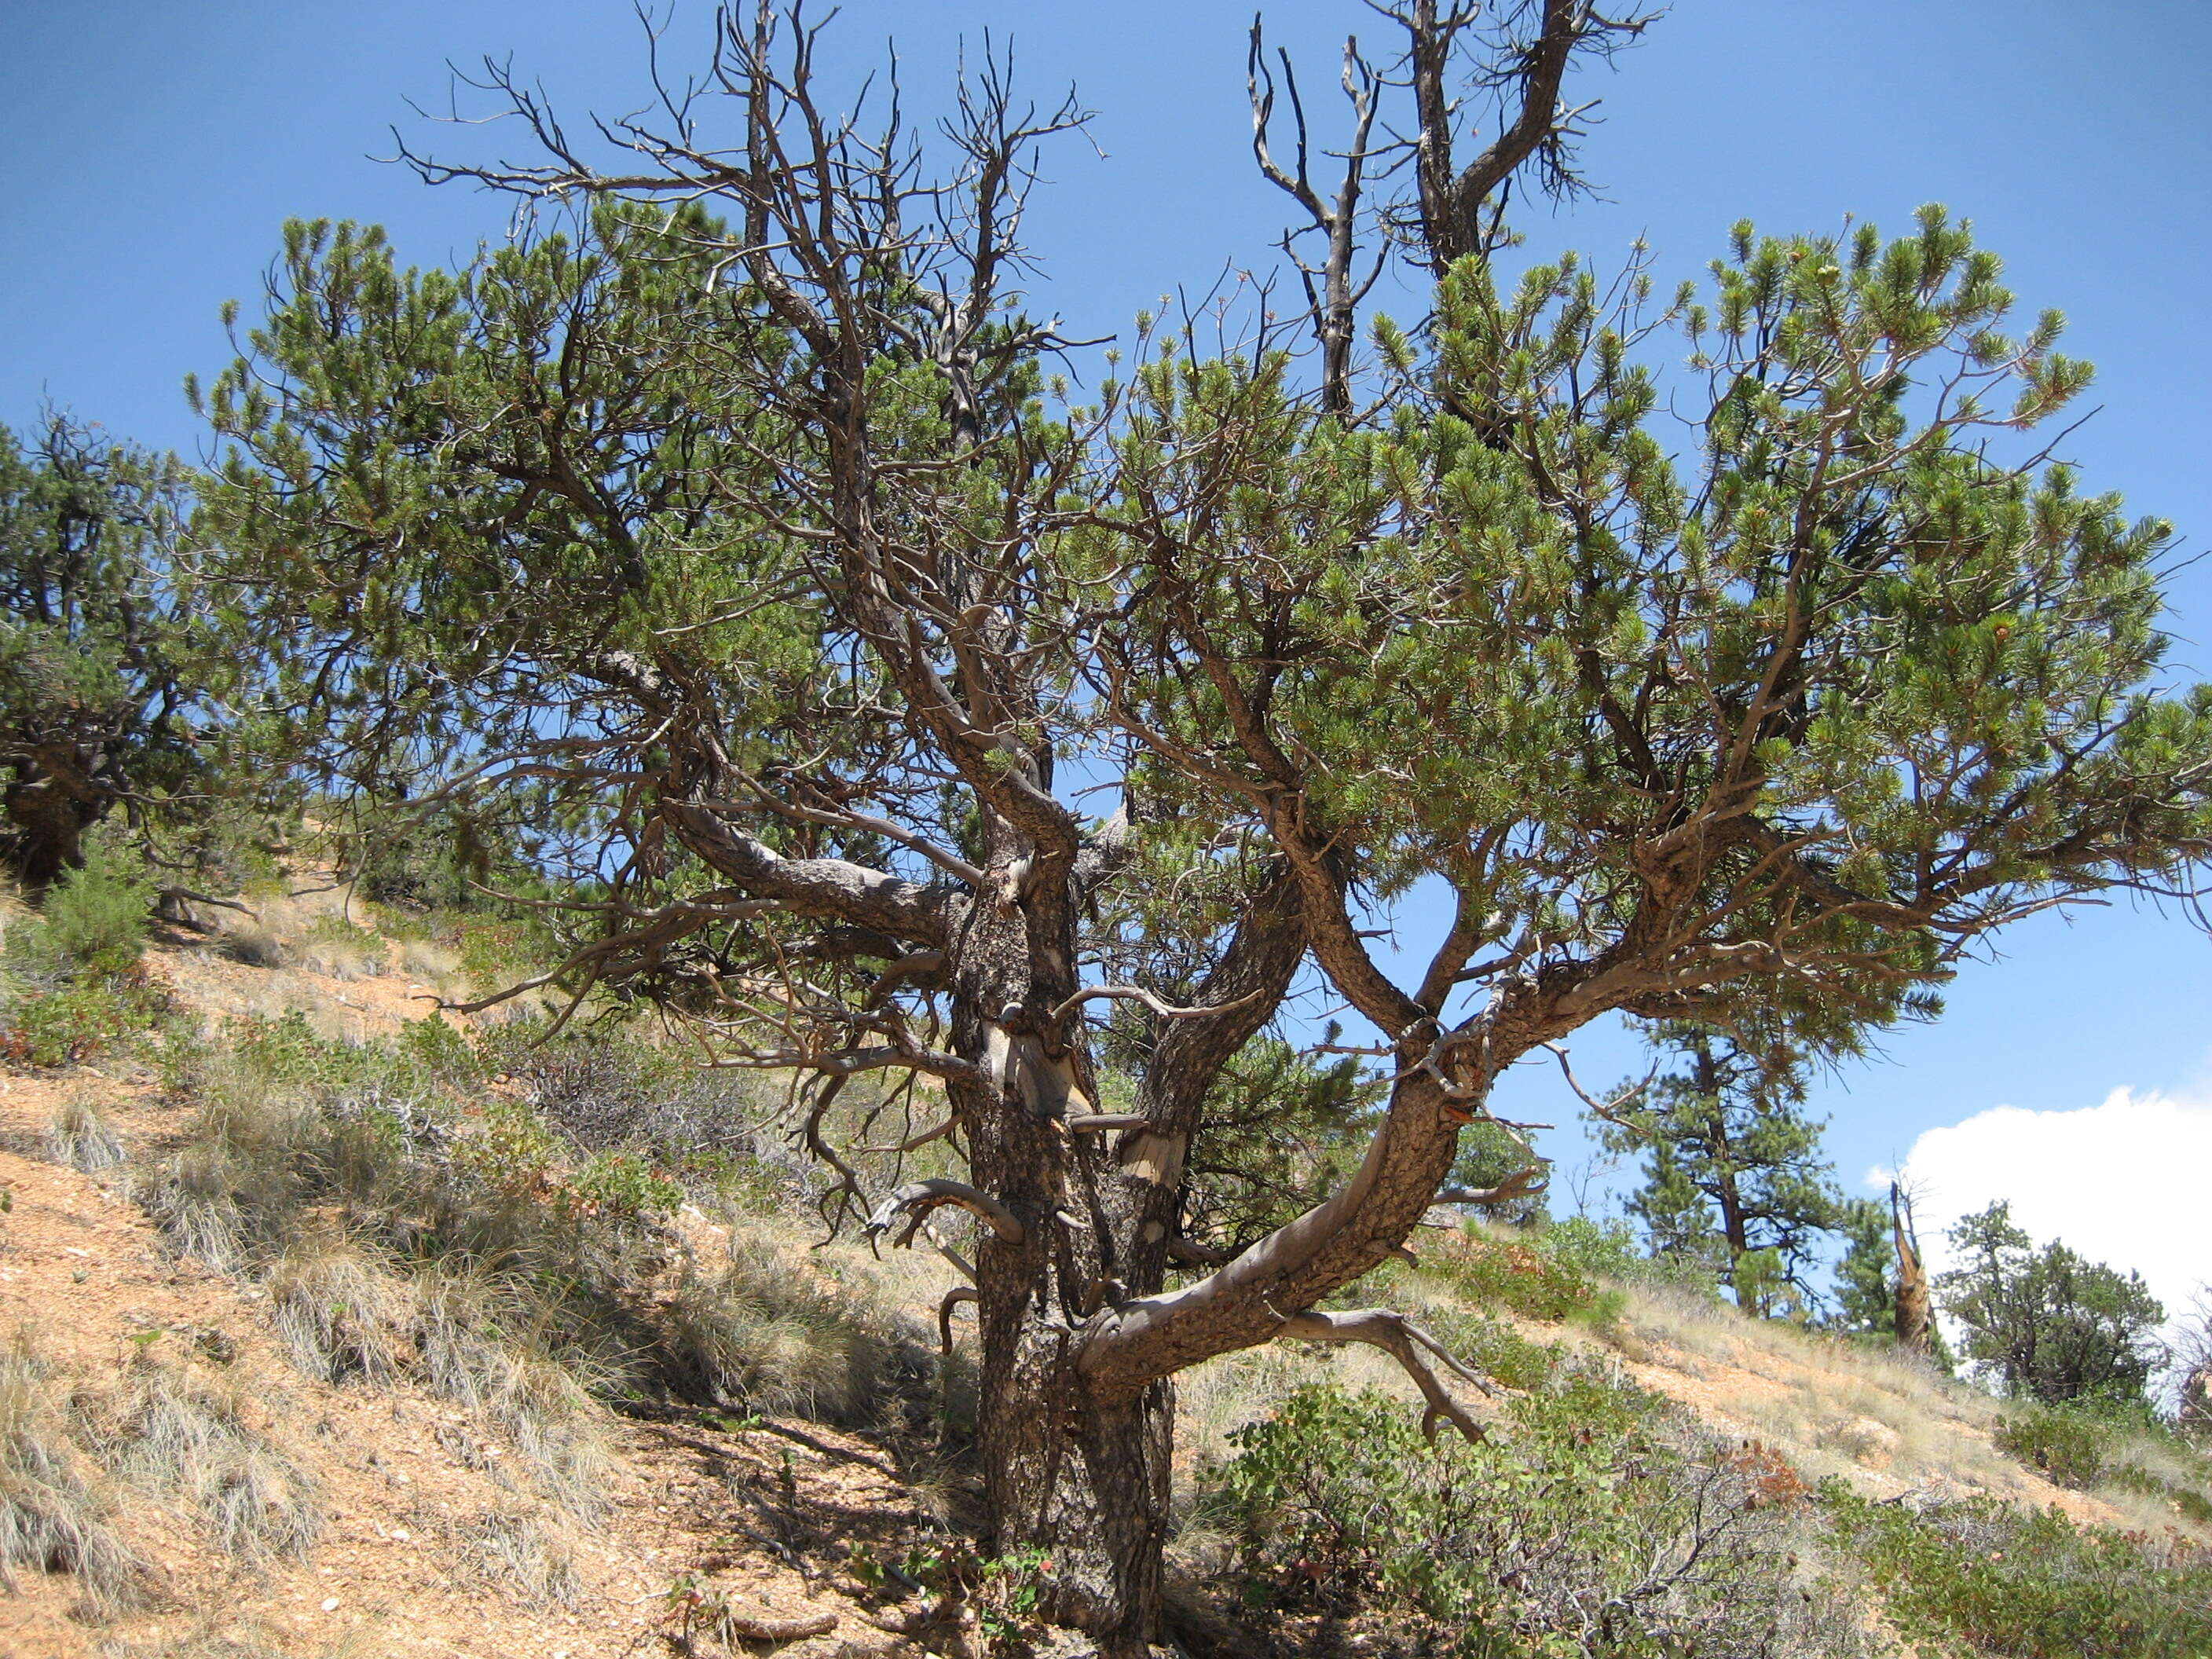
[944, 814, 1171, 1656]
[3, 738, 113, 886]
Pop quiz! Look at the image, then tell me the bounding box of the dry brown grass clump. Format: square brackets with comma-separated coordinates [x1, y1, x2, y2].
[0, 1335, 149, 1617]
[97, 1360, 322, 1563]
[464, 1503, 584, 1607]
[47, 1089, 126, 1175]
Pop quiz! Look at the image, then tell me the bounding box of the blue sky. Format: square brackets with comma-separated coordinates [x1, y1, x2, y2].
[5, 2, 2207, 1296]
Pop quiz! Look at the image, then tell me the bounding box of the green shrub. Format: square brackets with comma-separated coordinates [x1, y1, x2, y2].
[1208, 1378, 1850, 1657]
[27, 837, 154, 974]
[1421, 1226, 1613, 1326]
[0, 972, 167, 1068]
[1824, 1482, 2212, 1657]
[1533, 1214, 1717, 1298]
[1997, 1405, 2114, 1488]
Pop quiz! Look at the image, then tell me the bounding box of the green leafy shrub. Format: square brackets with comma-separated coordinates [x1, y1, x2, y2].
[0, 971, 167, 1068]
[1208, 1379, 1850, 1657]
[0, 837, 166, 1068]
[1533, 1214, 1717, 1298]
[1825, 1482, 2212, 1657]
[1997, 1405, 2114, 1488]
[1422, 1226, 1614, 1325]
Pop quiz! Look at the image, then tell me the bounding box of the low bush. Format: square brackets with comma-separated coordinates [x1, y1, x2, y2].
[0, 969, 168, 1068]
[24, 838, 154, 975]
[1824, 1481, 2212, 1657]
[1997, 1404, 2115, 1488]
[1420, 1225, 1619, 1326]
[1207, 1375, 1856, 1658]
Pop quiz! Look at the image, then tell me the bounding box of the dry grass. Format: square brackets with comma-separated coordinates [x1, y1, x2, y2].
[1598, 1284, 2052, 1499]
[265, 1235, 413, 1386]
[47, 1089, 126, 1175]
[99, 1360, 322, 1562]
[215, 922, 287, 970]
[0, 1335, 148, 1618]
[98, 1612, 385, 1658]
[295, 916, 387, 981]
[397, 937, 464, 1000]
[412, 1265, 620, 1520]
[465, 1504, 584, 1607]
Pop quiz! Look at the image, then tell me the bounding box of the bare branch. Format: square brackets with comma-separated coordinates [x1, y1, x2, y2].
[1544, 1041, 1654, 1131]
[939, 1287, 979, 1354]
[1046, 983, 1266, 1027]
[1279, 1307, 1494, 1441]
[1434, 1165, 1549, 1208]
[865, 1178, 1026, 1247]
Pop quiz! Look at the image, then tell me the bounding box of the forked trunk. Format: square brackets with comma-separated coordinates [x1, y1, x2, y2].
[946, 826, 1174, 1654]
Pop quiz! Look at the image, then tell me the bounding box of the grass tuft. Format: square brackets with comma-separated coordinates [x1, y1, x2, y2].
[101, 1361, 322, 1562]
[47, 1090, 126, 1174]
[0, 1336, 148, 1618]
[466, 1505, 584, 1607]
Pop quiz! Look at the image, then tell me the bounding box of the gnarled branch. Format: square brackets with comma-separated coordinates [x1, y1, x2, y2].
[865, 1179, 1026, 1247]
[1279, 1307, 1493, 1442]
[938, 1287, 979, 1355]
[1434, 1166, 1549, 1208]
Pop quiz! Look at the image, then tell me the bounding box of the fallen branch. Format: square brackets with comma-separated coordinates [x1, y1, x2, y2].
[1279, 1308, 1494, 1443]
[716, 1607, 838, 1642]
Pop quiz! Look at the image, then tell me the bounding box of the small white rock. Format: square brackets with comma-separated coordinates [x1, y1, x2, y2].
[320, 1598, 341, 1613]
[392, 1527, 411, 1542]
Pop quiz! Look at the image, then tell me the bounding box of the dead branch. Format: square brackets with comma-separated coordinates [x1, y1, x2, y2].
[1434, 1166, 1549, 1208]
[1064, 1112, 1148, 1133]
[1544, 1042, 1655, 1131]
[1046, 983, 1265, 1027]
[865, 1178, 1026, 1247]
[938, 1287, 979, 1354]
[1165, 1236, 1230, 1269]
[1279, 1307, 1494, 1441]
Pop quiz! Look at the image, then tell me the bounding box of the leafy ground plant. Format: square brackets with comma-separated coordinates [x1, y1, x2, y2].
[1824, 1482, 2212, 1657]
[1207, 1378, 1861, 1658]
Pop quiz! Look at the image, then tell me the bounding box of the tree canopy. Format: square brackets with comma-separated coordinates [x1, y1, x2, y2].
[183, 3, 2212, 1647]
[1938, 1202, 2167, 1411]
[0, 414, 208, 884]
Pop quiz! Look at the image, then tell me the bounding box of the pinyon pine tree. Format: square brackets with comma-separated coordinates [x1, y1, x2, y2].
[0, 415, 209, 884]
[189, 3, 2212, 1647]
[1599, 1025, 1844, 1313]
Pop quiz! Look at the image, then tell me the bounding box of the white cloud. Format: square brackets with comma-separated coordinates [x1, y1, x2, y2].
[1877, 1086, 2212, 1353]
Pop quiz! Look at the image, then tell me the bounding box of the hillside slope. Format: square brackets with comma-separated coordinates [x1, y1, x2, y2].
[2, 876, 2207, 1657]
